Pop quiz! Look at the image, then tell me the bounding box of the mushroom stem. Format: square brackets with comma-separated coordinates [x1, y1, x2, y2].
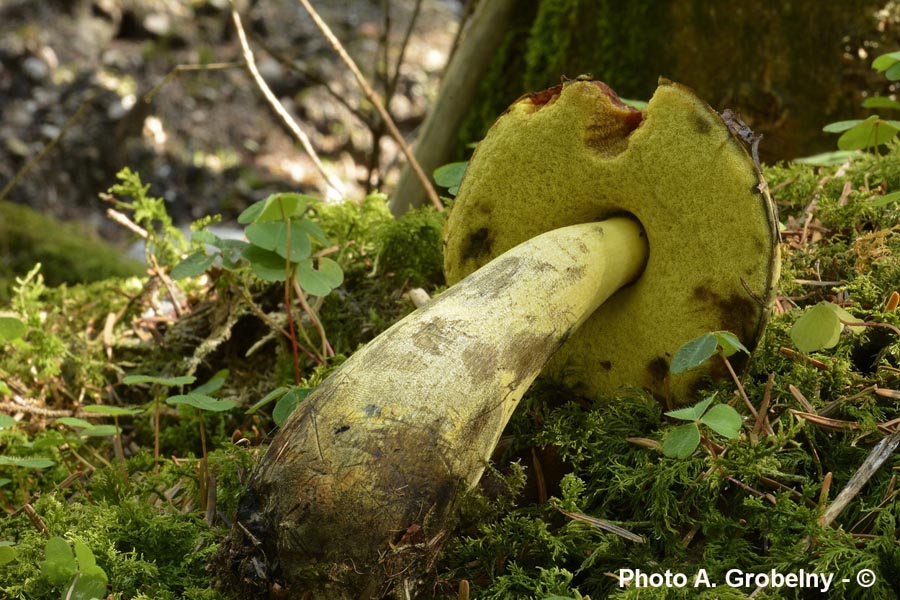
[224, 217, 648, 597]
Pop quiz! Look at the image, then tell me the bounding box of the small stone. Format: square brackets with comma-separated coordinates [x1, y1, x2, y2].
[22, 56, 49, 81]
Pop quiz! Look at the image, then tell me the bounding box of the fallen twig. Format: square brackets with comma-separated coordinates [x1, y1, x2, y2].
[722, 355, 758, 421]
[819, 431, 900, 527]
[552, 500, 645, 544]
[780, 346, 829, 370]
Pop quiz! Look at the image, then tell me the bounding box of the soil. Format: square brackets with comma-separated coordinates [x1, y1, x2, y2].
[0, 0, 460, 240]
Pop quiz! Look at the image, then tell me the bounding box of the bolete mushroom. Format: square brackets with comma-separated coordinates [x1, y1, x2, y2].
[218, 79, 779, 599]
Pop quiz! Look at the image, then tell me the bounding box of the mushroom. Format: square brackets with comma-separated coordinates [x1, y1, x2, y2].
[219, 79, 780, 598]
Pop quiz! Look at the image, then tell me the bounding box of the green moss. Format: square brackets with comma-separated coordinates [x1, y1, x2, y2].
[0, 444, 255, 600]
[314, 196, 447, 356]
[374, 205, 445, 287]
[0, 202, 144, 302]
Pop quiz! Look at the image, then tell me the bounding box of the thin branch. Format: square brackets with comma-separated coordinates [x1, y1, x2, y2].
[234, 284, 321, 364]
[840, 319, 900, 337]
[293, 278, 334, 359]
[0, 93, 97, 203]
[295, 0, 443, 211]
[388, 0, 423, 100]
[142, 62, 243, 104]
[230, 8, 346, 198]
[106, 208, 149, 238]
[248, 33, 373, 126]
[721, 354, 758, 421]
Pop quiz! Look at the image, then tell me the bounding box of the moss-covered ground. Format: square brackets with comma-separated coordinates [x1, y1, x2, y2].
[1, 147, 899, 599]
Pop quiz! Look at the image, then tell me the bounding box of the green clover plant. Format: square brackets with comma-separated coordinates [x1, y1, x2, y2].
[790, 301, 865, 353]
[122, 374, 196, 465]
[172, 192, 343, 380]
[663, 331, 747, 458]
[40, 536, 108, 600]
[822, 51, 900, 154]
[661, 395, 742, 459]
[433, 162, 468, 197]
[245, 385, 312, 427]
[166, 369, 234, 464]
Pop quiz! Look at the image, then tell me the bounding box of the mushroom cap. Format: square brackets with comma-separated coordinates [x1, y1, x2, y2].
[443, 78, 780, 403]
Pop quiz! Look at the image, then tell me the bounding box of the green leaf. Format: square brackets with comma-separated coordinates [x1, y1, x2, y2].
[122, 374, 196, 387]
[245, 221, 312, 262]
[79, 425, 119, 438]
[55, 417, 95, 429]
[700, 404, 743, 439]
[166, 393, 236, 413]
[69, 573, 108, 600]
[837, 116, 900, 151]
[245, 386, 290, 415]
[826, 304, 866, 334]
[237, 199, 266, 224]
[0, 314, 27, 342]
[791, 150, 858, 166]
[41, 537, 76, 586]
[81, 405, 143, 417]
[238, 193, 316, 224]
[0, 479, 10, 488]
[822, 119, 864, 133]
[790, 302, 842, 353]
[662, 423, 701, 458]
[296, 257, 344, 296]
[73, 541, 107, 583]
[191, 229, 218, 245]
[872, 51, 900, 71]
[433, 161, 467, 196]
[217, 239, 249, 269]
[712, 331, 749, 357]
[0, 456, 54, 469]
[170, 251, 216, 280]
[620, 98, 648, 110]
[273, 387, 312, 426]
[0, 415, 18, 429]
[294, 218, 331, 246]
[0, 543, 17, 567]
[862, 96, 900, 110]
[665, 397, 715, 422]
[886, 62, 900, 81]
[242, 244, 289, 282]
[670, 333, 717, 374]
[871, 190, 900, 207]
[192, 369, 229, 396]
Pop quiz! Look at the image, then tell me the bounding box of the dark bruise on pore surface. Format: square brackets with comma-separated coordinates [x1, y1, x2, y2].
[692, 284, 760, 343]
[646, 355, 669, 384]
[692, 112, 712, 135]
[462, 226, 492, 261]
